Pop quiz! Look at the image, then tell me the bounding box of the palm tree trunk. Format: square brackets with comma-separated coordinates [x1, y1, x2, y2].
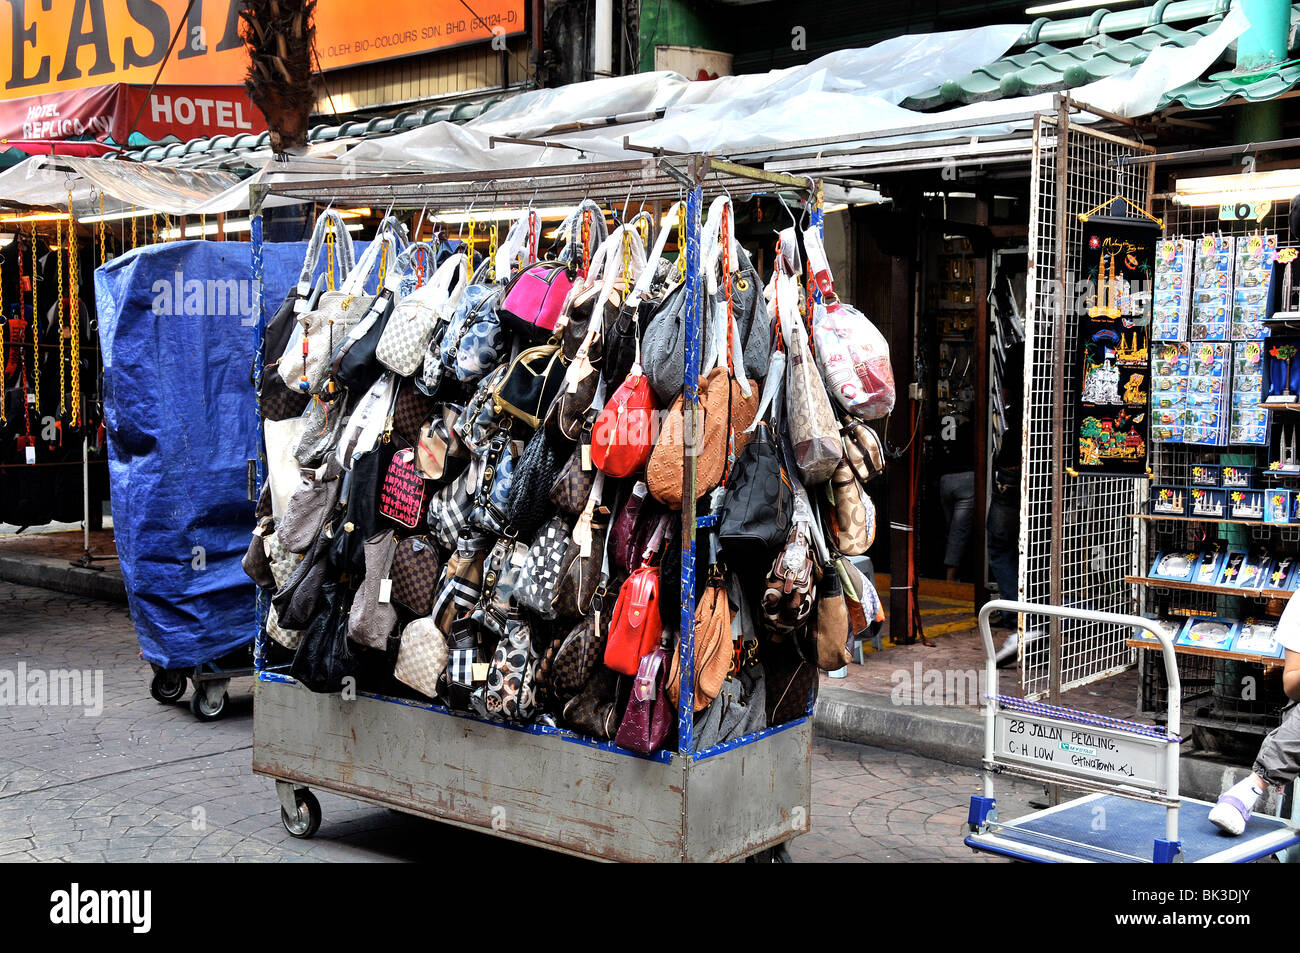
[240, 0, 316, 155]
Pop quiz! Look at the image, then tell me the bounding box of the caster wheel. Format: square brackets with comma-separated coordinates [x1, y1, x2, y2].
[150, 670, 187, 704]
[745, 843, 793, 863]
[190, 688, 228, 721]
[281, 790, 321, 839]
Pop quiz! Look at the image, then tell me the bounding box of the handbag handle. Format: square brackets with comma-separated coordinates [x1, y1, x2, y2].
[340, 230, 397, 298]
[626, 200, 683, 309]
[496, 209, 540, 277]
[556, 199, 609, 266]
[297, 209, 356, 301]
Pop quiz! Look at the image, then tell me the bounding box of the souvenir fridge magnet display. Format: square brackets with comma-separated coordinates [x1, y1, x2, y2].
[1228, 488, 1266, 520]
[1232, 547, 1271, 590]
[1268, 246, 1300, 320]
[1233, 619, 1285, 659]
[1183, 341, 1231, 446]
[1152, 238, 1192, 341]
[1232, 231, 1276, 340]
[1268, 421, 1300, 473]
[1230, 341, 1270, 446]
[1192, 234, 1234, 341]
[1074, 215, 1155, 474]
[1266, 553, 1297, 592]
[1220, 464, 1254, 489]
[1136, 616, 1183, 644]
[1193, 542, 1226, 585]
[1190, 487, 1227, 519]
[1149, 485, 1187, 516]
[1150, 342, 1189, 444]
[1215, 548, 1248, 586]
[1149, 548, 1199, 582]
[1176, 617, 1238, 651]
[1265, 488, 1293, 524]
[1189, 463, 1221, 486]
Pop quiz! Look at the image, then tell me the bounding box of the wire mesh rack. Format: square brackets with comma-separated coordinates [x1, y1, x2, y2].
[1019, 107, 1153, 700]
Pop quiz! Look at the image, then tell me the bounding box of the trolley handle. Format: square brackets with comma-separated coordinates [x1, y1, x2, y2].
[977, 599, 1181, 745]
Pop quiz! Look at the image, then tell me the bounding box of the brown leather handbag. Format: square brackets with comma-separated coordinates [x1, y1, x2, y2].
[842, 419, 886, 484]
[811, 570, 852, 671]
[761, 522, 817, 633]
[666, 574, 734, 714]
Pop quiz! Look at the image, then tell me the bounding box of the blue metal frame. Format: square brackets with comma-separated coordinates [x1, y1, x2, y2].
[250, 186, 269, 674]
[677, 185, 704, 757]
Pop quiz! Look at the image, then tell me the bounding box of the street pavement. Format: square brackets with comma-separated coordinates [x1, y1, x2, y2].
[0, 580, 1041, 862]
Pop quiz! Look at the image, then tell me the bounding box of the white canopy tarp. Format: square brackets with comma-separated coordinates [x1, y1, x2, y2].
[0, 154, 239, 217]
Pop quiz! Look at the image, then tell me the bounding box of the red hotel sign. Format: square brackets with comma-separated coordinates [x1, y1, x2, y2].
[0, 83, 264, 144]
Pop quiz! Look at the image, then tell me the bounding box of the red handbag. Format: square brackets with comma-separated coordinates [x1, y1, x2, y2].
[604, 516, 670, 676]
[591, 350, 659, 478]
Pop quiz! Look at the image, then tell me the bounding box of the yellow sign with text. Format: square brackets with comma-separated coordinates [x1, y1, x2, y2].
[0, 0, 526, 98]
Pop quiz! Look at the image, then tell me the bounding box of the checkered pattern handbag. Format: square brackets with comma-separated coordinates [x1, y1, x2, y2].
[391, 380, 437, 445]
[389, 534, 441, 616]
[376, 299, 441, 377]
[515, 515, 573, 620]
[427, 456, 481, 549]
[448, 647, 476, 686]
[266, 603, 304, 651]
[393, 617, 448, 699]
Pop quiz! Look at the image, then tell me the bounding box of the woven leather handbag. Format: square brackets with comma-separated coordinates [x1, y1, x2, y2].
[514, 515, 573, 621]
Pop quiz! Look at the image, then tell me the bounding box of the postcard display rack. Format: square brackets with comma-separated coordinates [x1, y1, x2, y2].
[1137, 222, 1296, 737]
[245, 157, 819, 862]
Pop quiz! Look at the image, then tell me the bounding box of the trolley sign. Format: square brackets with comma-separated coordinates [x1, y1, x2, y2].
[993, 709, 1172, 793]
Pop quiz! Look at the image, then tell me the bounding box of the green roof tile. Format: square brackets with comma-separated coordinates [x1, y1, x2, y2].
[901, 4, 1300, 114]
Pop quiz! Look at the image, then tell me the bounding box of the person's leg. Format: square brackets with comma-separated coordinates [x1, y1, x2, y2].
[943, 471, 975, 581]
[986, 493, 1019, 602]
[1209, 705, 1300, 835]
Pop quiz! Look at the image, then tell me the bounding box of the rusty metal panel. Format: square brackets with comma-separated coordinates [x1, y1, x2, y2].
[683, 721, 813, 862]
[253, 679, 687, 862]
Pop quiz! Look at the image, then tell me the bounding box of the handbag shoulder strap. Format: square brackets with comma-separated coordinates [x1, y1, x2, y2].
[297, 209, 355, 302]
[496, 210, 539, 277]
[556, 199, 609, 265]
[627, 200, 683, 308]
[341, 231, 396, 298]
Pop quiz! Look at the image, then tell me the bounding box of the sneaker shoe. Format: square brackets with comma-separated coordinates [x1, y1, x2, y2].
[1208, 795, 1251, 837]
[994, 632, 1018, 668]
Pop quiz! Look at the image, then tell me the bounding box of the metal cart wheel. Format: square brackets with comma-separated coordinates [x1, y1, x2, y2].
[745, 843, 793, 863]
[281, 789, 322, 839]
[190, 688, 229, 721]
[149, 669, 187, 704]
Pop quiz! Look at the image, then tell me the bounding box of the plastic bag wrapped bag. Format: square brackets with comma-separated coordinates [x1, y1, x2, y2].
[811, 302, 895, 420]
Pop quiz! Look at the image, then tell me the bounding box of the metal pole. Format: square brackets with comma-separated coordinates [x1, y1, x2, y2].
[250, 183, 268, 672]
[1049, 97, 1069, 710]
[677, 183, 703, 757]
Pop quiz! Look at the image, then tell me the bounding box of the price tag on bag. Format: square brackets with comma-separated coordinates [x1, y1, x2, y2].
[378, 579, 392, 605]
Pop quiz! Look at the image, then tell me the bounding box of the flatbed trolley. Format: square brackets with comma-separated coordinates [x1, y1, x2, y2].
[965, 600, 1300, 863]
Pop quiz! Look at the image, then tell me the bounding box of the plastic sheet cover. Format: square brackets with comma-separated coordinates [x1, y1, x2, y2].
[93, 240, 307, 669]
[0, 154, 238, 217]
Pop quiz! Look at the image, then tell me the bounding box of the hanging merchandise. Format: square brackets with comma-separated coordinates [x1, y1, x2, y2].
[1073, 205, 1159, 474]
[776, 270, 842, 485]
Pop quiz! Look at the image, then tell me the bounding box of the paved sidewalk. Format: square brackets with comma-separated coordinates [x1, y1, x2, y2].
[0, 580, 1037, 862]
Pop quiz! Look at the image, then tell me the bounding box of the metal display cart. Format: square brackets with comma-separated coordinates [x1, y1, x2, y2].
[246, 156, 818, 861]
[965, 600, 1300, 863]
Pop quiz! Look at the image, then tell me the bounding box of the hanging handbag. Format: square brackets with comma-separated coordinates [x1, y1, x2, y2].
[330, 288, 395, 396]
[603, 218, 676, 393]
[242, 518, 276, 589]
[293, 395, 349, 469]
[591, 342, 658, 479]
[271, 530, 332, 630]
[608, 480, 663, 576]
[552, 482, 609, 619]
[334, 371, 398, 468]
[431, 530, 491, 635]
[777, 272, 842, 485]
[552, 583, 610, 701]
[393, 616, 449, 699]
[471, 535, 529, 640]
[416, 405, 465, 481]
[290, 582, 358, 694]
[375, 253, 467, 376]
[492, 343, 567, 429]
[389, 533, 441, 616]
[666, 572, 734, 714]
[446, 284, 507, 385]
[829, 459, 872, 556]
[426, 455, 482, 549]
[549, 421, 598, 516]
[842, 418, 886, 484]
[717, 420, 794, 560]
[456, 364, 510, 455]
[391, 379, 437, 446]
[280, 231, 397, 394]
[614, 646, 673, 755]
[498, 200, 605, 341]
[348, 530, 399, 650]
[481, 609, 540, 722]
[278, 458, 343, 554]
[378, 445, 428, 531]
[506, 423, 572, 539]
[562, 665, 623, 740]
[470, 433, 523, 536]
[764, 631, 816, 725]
[514, 514, 573, 620]
[810, 570, 852, 671]
[264, 413, 309, 522]
[604, 516, 669, 676]
[761, 520, 817, 634]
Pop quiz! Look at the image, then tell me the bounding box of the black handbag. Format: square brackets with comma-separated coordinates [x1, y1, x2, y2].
[507, 424, 573, 538]
[328, 440, 395, 579]
[290, 582, 359, 693]
[330, 289, 395, 395]
[717, 421, 794, 561]
[493, 343, 567, 429]
[271, 530, 331, 629]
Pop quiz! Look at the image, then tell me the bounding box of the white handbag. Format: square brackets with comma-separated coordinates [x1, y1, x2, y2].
[335, 371, 398, 469]
[375, 252, 467, 376]
[264, 413, 309, 522]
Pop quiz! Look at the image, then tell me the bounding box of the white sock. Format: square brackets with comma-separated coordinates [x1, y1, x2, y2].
[1223, 777, 1264, 810]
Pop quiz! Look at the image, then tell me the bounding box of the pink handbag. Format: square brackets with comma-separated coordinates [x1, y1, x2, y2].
[499, 261, 575, 342]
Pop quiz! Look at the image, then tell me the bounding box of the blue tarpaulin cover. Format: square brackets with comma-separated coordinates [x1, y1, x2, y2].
[94, 240, 307, 669]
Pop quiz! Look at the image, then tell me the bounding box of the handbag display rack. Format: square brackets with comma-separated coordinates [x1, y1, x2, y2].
[246, 157, 831, 863]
